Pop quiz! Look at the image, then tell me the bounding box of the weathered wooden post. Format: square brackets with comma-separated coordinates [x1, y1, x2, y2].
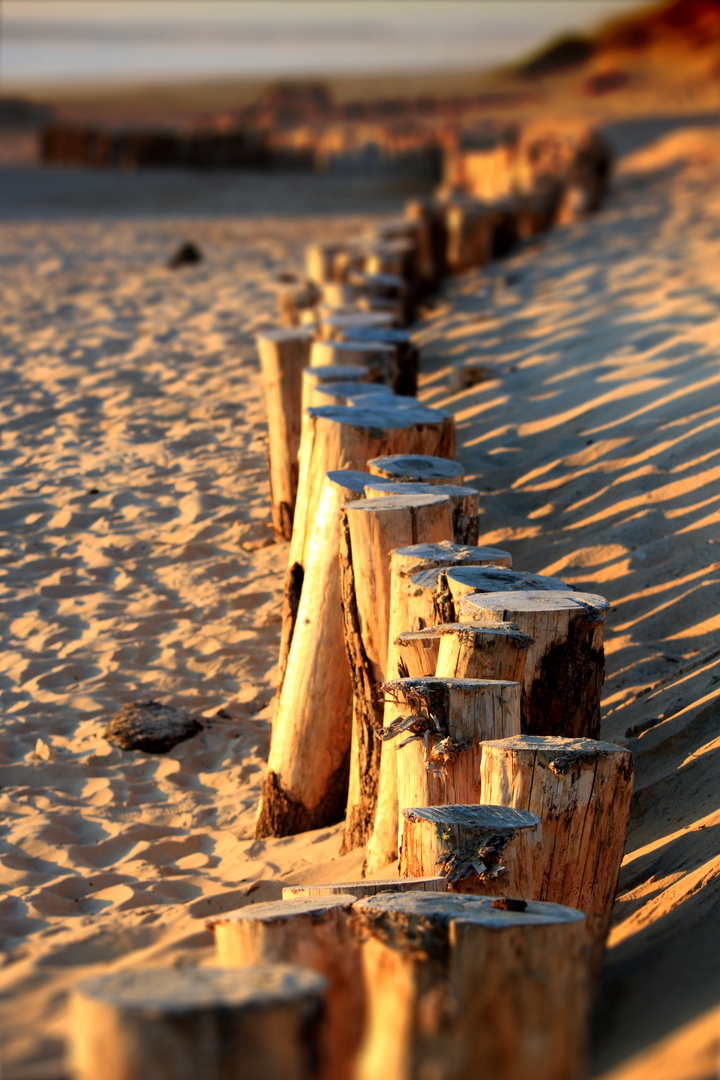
[364, 541, 513, 875]
[71, 965, 326, 1080]
[342, 325, 420, 396]
[400, 803, 542, 898]
[367, 453, 464, 485]
[405, 196, 448, 289]
[353, 892, 588, 1080]
[309, 338, 394, 377]
[340, 493, 455, 851]
[480, 734, 634, 971]
[396, 620, 532, 683]
[311, 382, 395, 409]
[211, 896, 361, 1080]
[442, 564, 570, 606]
[282, 877, 446, 900]
[445, 198, 495, 273]
[322, 310, 395, 341]
[459, 590, 609, 738]
[256, 327, 313, 540]
[259, 471, 371, 839]
[382, 676, 521, 816]
[363, 479, 479, 545]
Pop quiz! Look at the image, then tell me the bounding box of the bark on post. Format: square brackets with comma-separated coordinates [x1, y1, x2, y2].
[367, 453, 464, 485]
[364, 541, 513, 875]
[480, 734, 634, 971]
[282, 877, 446, 900]
[256, 327, 314, 540]
[301, 364, 376, 413]
[363, 479, 479, 545]
[342, 326, 420, 396]
[353, 892, 586, 1080]
[211, 896, 361, 1080]
[260, 470, 371, 839]
[400, 803, 542, 899]
[459, 590, 610, 739]
[449, 902, 589, 1080]
[340, 494, 456, 851]
[396, 620, 532, 682]
[382, 676, 521, 818]
[71, 965, 326, 1080]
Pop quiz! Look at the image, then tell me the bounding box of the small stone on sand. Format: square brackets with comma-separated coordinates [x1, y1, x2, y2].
[104, 700, 203, 754]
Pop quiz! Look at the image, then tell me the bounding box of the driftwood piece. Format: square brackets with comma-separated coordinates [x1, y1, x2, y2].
[71, 965, 326, 1080]
[396, 620, 532, 683]
[363, 479, 479, 545]
[212, 896, 360, 1080]
[282, 877, 446, 900]
[259, 471, 372, 839]
[342, 325, 420, 396]
[301, 364, 375, 413]
[103, 701, 202, 754]
[459, 590, 610, 739]
[353, 891, 587, 1080]
[367, 454, 463, 485]
[480, 733, 634, 971]
[383, 676, 521, 818]
[339, 494, 455, 852]
[400, 803, 542, 899]
[364, 541, 513, 875]
[256, 327, 313, 540]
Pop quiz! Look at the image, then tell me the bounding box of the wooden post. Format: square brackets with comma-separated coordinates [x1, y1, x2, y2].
[256, 327, 314, 540]
[400, 803, 542, 899]
[212, 896, 361, 1080]
[259, 471, 371, 839]
[396, 621, 532, 682]
[445, 199, 494, 273]
[353, 892, 587, 1080]
[405, 197, 448, 289]
[342, 325, 420, 397]
[306, 240, 346, 284]
[71, 965, 326, 1080]
[367, 453, 463, 485]
[282, 877, 446, 900]
[458, 590, 610, 739]
[290, 403, 455, 589]
[363, 479, 479, 545]
[480, 734, 634, 971]
[301, 364, 376, 413]
[339, 494, 455, 851]
[382, 676, 521, 818]
[449, 902, 589, 1080]
[442, 564, 570, 606]
[364, 541, 513, 875]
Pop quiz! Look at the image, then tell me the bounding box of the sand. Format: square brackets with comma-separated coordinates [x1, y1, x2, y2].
[0, 123, 719, 1079]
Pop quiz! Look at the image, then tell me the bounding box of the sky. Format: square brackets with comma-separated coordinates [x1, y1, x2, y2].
[1, 1, 643, 89]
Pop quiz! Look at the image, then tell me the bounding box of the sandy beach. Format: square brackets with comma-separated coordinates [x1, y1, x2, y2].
[0, 105, 719, 1080]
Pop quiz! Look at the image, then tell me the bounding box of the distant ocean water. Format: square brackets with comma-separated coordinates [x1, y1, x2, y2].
[1, 0, 639, 88]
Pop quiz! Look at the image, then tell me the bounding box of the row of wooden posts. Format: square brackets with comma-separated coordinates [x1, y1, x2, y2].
[69, 176, 628, 1079]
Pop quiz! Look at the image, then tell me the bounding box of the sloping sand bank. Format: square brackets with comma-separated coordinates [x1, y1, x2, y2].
[0, 127, 719, 1078]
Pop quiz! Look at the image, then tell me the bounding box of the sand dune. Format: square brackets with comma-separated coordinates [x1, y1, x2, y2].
[0, 127, 719, 1078]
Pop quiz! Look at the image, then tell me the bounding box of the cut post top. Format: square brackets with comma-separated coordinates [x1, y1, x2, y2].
[208, 894, 358, 928]
[401, 803, 540, 831]
[442, 565, 569, 592]
[73, 965, 327, 1011]
[343, 492, 453, 515]
[255, 327, 315, 344]
[282, 877, 446, 900]
[364, 480, 478, 499]
[393, 540, 513, 574]
[396, 622, 533, 649]
[303, 364, 372, 380]
[307, 402, 449, 429]
[481, 733, 630, 757]
[324, 311, 395, 330]
[459, 589, 610, 617]
[368, 454, 462, 479]
[384, 676, 520, 696]
[344, 325, 414, 345]
[311, 339, 394, 357]
[326, 469, 376, 496]
[353, 891, 583, 929]
[312, 381, 393, 401]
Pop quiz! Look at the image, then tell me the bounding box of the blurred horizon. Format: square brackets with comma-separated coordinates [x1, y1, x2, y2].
[1, 0, 643, 93]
